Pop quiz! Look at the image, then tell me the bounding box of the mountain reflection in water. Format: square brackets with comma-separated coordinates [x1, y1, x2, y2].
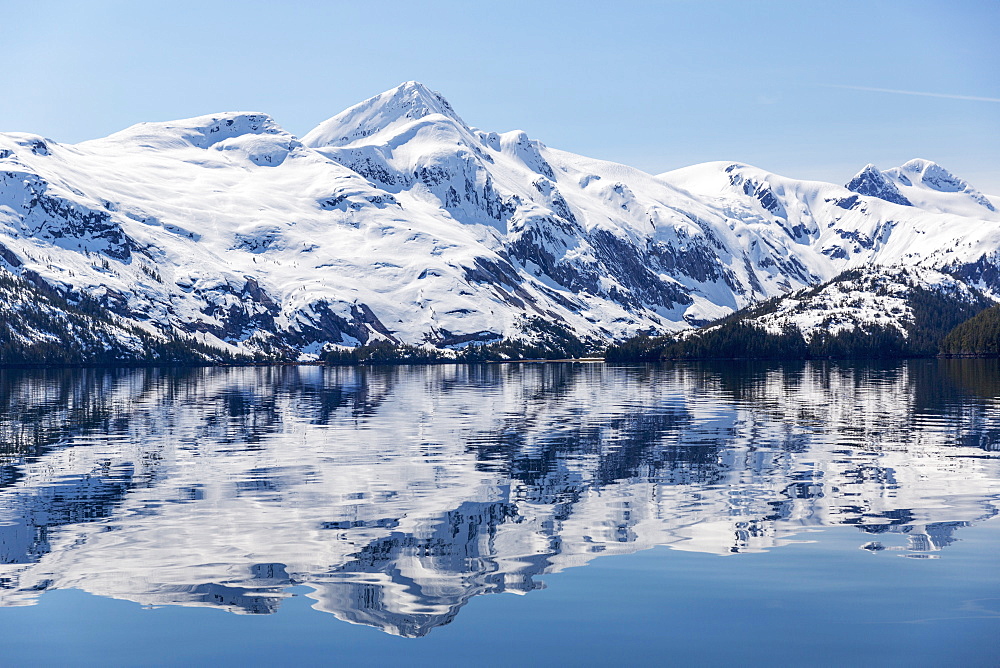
[0, 361, 998, 637]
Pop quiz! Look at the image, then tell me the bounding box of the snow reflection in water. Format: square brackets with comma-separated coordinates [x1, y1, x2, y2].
[0, 360, 998, 637]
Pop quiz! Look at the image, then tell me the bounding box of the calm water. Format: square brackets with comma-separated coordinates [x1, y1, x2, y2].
[0, 360, 998, 666]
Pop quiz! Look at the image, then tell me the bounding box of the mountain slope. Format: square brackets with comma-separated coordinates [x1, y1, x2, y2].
[1, 81, 999, 361]
[0, 267, 244, 364]
[607, 266, 994, 361]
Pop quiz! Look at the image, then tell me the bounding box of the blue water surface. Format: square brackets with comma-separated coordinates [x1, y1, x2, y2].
[0, 360, 997, 666]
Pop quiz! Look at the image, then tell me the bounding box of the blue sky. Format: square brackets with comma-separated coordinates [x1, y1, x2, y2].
[3, 1, 998, 190]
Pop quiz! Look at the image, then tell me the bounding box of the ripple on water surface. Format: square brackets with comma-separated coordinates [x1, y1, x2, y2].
[0, 360, 996, 663]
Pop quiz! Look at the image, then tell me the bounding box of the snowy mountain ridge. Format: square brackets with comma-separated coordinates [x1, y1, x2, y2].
[1, 81, 999, 360]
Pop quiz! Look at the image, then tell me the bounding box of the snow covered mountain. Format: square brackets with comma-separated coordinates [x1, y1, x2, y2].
[744, 266, 990, 340]
[700, 265, 993, 355]
[1, 81, 998, 360]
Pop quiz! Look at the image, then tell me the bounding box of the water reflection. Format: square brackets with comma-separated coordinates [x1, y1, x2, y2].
[0, 361, 998, 636]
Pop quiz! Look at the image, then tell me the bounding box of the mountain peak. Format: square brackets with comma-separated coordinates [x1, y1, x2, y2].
[886, 159, 995, 211]
[846, 163, 912, 206]
[899, 158, 965, 192]
[900, 158, 935, 172]
[303, 81, 466, 149]
[373, 80, 461, 119]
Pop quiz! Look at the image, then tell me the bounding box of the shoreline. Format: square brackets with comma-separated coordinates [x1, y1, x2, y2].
[4, 354, 1000, 370]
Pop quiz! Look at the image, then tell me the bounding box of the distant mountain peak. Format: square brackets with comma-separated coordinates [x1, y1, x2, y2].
[845, 164, 912, 206]
[900, 157, 935, 172]
[901, 158, 965, 191]
[303, 81, 467, 149]
[887, 159, 995, 211]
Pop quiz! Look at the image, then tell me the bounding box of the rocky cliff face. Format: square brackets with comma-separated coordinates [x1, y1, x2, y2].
[1, 82, 998, 360]
[846, 164, 912, 206]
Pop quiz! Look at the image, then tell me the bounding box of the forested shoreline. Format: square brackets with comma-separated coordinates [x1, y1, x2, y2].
[606, 306, 1000, 363]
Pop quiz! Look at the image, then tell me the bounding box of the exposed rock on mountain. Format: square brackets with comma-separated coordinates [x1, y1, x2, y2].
[1, 82, 998, 362]
[846, 164, 912, 206]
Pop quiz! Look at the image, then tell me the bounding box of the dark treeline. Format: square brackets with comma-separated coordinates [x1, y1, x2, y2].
[940, 304, 1000, 356]
[605, 323, 912, 362]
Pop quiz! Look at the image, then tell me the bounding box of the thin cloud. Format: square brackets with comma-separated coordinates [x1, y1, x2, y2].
[825, 84, 1000, 103]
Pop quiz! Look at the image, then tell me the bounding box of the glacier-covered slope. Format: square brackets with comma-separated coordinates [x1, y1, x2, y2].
[1, 81, 999, 359]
